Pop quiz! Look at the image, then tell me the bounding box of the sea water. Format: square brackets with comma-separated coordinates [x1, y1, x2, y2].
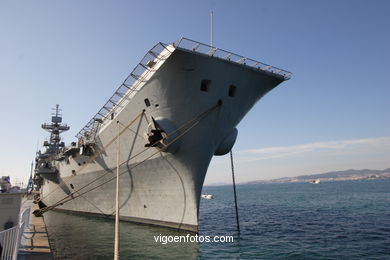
[43, 179, 390, 259]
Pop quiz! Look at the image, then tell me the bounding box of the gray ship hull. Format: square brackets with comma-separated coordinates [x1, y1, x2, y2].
[38, 39, 289, 232]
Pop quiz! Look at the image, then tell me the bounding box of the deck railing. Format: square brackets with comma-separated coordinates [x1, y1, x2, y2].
[76, 42, 173, 139]
[76, 38, 291, 139]
[0, 208, 31, 260]
[173, 37, 292, 80]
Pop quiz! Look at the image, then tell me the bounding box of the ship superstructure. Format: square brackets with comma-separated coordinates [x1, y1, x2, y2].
[35, 105, 69, 176]
[33, 38, 291, 232]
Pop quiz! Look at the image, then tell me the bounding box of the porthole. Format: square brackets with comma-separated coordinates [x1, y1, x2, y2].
[229, 85, 237, 97]
[200, 80, 211, 92]
[144, 98, 151, 107]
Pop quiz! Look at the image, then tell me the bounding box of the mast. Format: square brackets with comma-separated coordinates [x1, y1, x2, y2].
[33, 104, 70, 191]
[41, 104, 70, 154]
[210, 11, 214, 47]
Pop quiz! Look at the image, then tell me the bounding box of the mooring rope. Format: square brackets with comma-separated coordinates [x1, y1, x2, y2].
[39, 111, 145, 201]
[230, 149, 240, 235]
[35, 102, 221, 216]
[50, 102, 218, 207]
[114, 121, 120, 260]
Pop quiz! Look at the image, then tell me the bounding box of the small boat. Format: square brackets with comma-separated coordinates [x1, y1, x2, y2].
[201, 194, 213, 200]
[310, 179, 321, 184]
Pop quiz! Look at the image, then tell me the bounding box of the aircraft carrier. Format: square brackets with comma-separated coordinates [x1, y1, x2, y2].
[33, 38, 291, 232]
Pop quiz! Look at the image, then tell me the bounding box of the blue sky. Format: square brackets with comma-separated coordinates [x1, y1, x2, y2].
[0, 0, 389, 185]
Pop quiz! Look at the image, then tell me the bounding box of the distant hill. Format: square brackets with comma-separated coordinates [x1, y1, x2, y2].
[247, 168, 390, 184]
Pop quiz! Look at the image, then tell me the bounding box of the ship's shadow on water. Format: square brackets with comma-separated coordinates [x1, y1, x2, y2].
[45, 180, 390, 259]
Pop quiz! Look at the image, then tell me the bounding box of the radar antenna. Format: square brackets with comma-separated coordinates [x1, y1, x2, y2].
[41, 104, 70, 154]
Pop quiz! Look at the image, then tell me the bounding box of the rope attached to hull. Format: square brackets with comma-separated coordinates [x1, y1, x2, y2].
[39, 111, 146, 201]
[34, 101, 221, 217]
[230, 150, 241, 235]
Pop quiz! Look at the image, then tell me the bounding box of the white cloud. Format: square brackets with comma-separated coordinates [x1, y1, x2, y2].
[237, 136, 390, 162]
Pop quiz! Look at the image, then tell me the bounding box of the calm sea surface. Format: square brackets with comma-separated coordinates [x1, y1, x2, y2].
[44, 179, 390, 259]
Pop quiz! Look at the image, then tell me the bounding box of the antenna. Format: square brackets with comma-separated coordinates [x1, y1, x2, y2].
[210, 11, 214, 47]
[52, 104, 62, 117]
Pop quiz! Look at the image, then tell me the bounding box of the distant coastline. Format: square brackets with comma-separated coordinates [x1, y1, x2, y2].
[246, 168, 390, 184]
[205, 168, 390, 186]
